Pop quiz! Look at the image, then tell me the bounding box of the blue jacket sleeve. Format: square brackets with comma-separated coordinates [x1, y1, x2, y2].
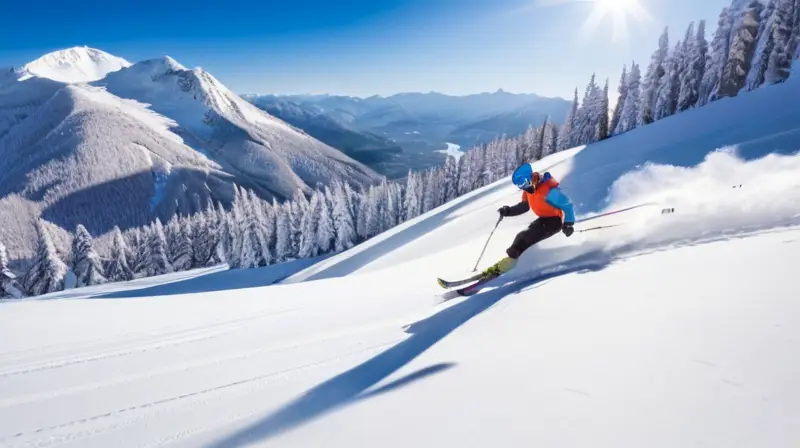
[545, 188, 575, 223]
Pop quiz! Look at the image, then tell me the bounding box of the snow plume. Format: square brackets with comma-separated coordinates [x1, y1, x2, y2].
[513, 148, 800, 280]
[607, 147, 800, 241]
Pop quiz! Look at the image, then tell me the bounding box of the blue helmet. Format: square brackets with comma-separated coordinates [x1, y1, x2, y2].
[512, 163, 536, 191]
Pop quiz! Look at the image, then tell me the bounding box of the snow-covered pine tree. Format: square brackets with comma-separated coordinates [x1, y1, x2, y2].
[385, 181, 401, 230]
[765, 0, 794, 85]
[597, 79, 610, 140]
[719, 1, 763, 98]
[171, 216, 194, 271]
[25, 220, 68, 296]
[165, 214, 182, 263]
[317, 187, 336, 254]
[331, 182, 357, 253]
[274, 201, 293, 261]
[364, 185, 381, 238]
[213, 202, 229, 265]
[699, 7, 734, 105]
[678, 20, 708, 111]
[238, 189, 268, 269]
[249, 190, 272, 266]
[191, 205, 212, 267]
[654, 40, 683, 120]
[225, 186, 248, 268]
[610, 64, 628, 136]
[786, 0, 800, 61]
[640, 27, 670, 126]
[290, 189, 309, 257]
[559, 88, 580, 150]
[298, 191, 320, 259]
[745, 0, 777, 91]
[71, 224, 107, 287]
[577, 73, 600, 144]
[0, 241, 23, 298]
[543, 121, 558, 157]
[145, 218, 172, 277]
[422, 169, 439, 214]
[403, 170, 422, 221]
[128, 227, 148, 277]
[615, 62, 642, 134]
[442, 155, 459, 202]
[106, 226, 134, 282]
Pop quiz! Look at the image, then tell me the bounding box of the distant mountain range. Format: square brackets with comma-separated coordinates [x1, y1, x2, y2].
[0, 46, 381, 262]
[244, 90, 571, 178]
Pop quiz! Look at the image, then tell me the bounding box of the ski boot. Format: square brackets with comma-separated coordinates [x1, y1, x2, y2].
[481, 256, 517, 278]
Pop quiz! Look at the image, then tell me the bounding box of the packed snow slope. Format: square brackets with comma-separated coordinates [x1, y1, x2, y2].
[0, 47, 380, 261]
[2, 73, 800, 448]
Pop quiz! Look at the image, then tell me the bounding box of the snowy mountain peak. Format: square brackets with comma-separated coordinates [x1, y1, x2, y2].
[19, 46, 131, 83]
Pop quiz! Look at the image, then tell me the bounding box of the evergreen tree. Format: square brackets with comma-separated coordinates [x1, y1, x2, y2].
[331, 182, 357, 253]
[559, 88, 580, 150]
[238, 189, 269, 268]
[597, 79, 610, 140]
[25, 220, 68, 296]
[610, 64, 628, 135]
[765, 0, 794, 85]
[654, 40, 683, 120]
[106, 226, 134, 282]
[274, 202, 293, 261]
[699, 7, 734, 105]
[290, 189, 308, 257]
[298, 191, 320, 259]
[213, 202, 229, 265]
[442, 155, 459, 202]
[171, 217, 194, 271]
[71, 224, 107, 287]
[145, 218, 172, 277]
[128, 228, 148, 277]
[678, 20, 708, 111]
[615, 62, 642, 134]
[719, 1, 763, 98]
[192, 204, 213, 267]
[403, 170, 422, 221]
[577, 73, 601, 144]
[317, 187, 336, 253]
[640, 27, 670, 126]
[745, 0, 777, 91]
[0, 241, 23, 298]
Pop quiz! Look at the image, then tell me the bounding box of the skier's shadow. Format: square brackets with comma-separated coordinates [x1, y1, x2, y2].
[206, 250, 610, 447]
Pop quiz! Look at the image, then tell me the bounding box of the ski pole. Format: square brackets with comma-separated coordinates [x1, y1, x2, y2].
[578, 223, 625, 233]
[472, 215, 503, 272]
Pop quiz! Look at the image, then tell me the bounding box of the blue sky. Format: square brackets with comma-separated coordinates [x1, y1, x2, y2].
[1, 0, 731, 100]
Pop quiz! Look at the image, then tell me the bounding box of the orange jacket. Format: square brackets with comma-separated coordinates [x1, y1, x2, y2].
[521, 176, 564, 220]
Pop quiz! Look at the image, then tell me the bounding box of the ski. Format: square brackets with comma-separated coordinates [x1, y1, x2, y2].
[455, 273, 502, 296]
[437, 272, 486, 289]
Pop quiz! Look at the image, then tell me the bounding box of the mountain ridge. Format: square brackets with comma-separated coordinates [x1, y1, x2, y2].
[0, 46, 383, 262]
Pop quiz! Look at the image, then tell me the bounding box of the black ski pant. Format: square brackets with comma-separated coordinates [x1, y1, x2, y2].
[506, 216, 563, 259]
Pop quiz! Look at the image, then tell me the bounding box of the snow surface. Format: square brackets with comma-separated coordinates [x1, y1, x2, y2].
[2, 69, 800, 448]
[18, 47, 131, 84]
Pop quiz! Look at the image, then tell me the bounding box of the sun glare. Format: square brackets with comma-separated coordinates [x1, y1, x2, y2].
[595, 0, 638, 14]
[579, 0, 651, 43]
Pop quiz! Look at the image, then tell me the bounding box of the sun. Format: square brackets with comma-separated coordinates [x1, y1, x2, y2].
[594, 0, 639, 14]
[579, 0, 651, 43]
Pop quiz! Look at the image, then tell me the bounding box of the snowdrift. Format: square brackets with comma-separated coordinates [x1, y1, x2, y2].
[1, 62, 800, 448]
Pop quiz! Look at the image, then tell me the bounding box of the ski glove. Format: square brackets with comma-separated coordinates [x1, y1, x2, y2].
[562, 222, 574, 237]
[497, 206, 510, 217]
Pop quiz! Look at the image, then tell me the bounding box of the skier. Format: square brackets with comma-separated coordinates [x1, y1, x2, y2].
[480, 163, 575, 277]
